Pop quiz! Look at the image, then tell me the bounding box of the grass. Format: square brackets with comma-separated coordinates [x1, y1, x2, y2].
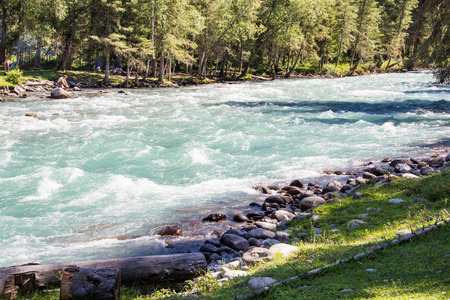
[9, 171, 450, 300]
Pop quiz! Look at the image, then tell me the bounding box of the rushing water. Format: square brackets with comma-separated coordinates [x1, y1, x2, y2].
[1, 71, 449, 266]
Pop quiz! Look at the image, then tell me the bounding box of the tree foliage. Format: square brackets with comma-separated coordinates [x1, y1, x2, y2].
[1, 0, 448, 83]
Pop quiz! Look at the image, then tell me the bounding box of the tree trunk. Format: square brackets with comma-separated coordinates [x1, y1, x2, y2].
[168, 52, 172, 82]
[103, 47, 110, 83]
[151, 56, 157, 78]
[34, 48, 41, 68]
[126, 63, 130, 87]
[158, 50, 165, 83]
[143, 58, 150, 80]
[0, 253, 206, 297]
[0, 4, 7, 64]
[351, 0, 367, 67]
[285, 50, 301, 78]
[60, 267, 120, 300]
[58, 35, 74, 71]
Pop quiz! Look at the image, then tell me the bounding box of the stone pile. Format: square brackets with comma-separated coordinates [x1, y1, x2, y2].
[191, 153, 449, 276]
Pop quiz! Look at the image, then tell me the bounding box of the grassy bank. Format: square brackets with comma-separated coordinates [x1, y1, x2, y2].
[19, 169, 449, 300]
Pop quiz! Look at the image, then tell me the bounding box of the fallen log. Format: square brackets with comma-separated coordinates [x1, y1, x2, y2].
[60, 267, 120, 300]
[0, 253, 206, 297]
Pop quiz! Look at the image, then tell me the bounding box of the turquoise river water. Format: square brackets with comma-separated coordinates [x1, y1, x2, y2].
[1, 71, 449, 266]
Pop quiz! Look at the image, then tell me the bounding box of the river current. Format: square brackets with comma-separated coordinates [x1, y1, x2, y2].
[1, 71, 449, 266]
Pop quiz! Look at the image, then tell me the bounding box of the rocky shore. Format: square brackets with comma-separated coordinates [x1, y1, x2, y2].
[156, 151, 450, 282]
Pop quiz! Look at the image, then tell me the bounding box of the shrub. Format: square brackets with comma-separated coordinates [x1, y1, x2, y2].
[6, 68, 24, 85]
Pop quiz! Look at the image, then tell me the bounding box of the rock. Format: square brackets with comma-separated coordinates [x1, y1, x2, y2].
[73, 86, 82, 91]
[158, 225, 182, 236]
[271, 210, 296, 221]
[389, 198, 404, 204]
[221, 234, 249, 252]
[240, 225, 257, 232]
[248, 238, 261, 247]
[262, 239, 280, 248]
[340, 184, 353, 193]
[347, 219, 367, 228]
[202, 213, 227, 222]
[402, 173, 419, 179]
[50, 88, 71, 99]
[247, 228, 276, 240]
[223, 260, 242, 270]
[264, 195, 293, 205]
[395, 163, 412, 173]
[322, 185, 340, 194]
[420, 167, 435, 175]
[275, 231, 290, 243]
[199, 243, 218, 253]
[366, 269, 377, 272]
[242, 247, 274, 266]
[249, 202, 262, 208]
[255, 221, 277, 230]
[247, 277, 277, 289]
[299, 196, 325, 211]
[346, 185, 361, 196]
[234, 213, 251, 222]
[411, 198, 428, 202]
[355, 177, 367, 185]
[396, 229, 412, 236]
[340, 289, 355, 293]
[353, 192, 363, 199]
[254, 185, 270, 194]
[358, 213, 368, 219]
[291, 213, 310, 222]
[281, 185, 303, 196]
[289, 179, 304, 188]
[19, 93, 28, 98]
[363, 172, 377, 180]
[326, 198, 343, 204]
[382, 157, 393, 163]
[14, 86, 25, 94]
[246, 212, 265, 221]
[269, 243, 299, 258]
[25, 113, 38, 118]
[221, 267, 247, 279]
[446, 153, 450, 162]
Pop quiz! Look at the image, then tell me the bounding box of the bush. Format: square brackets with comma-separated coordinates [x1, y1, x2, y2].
[6, 68, 24, 85]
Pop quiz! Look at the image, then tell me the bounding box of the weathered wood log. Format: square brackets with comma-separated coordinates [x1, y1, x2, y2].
[2, 272, 36, 300]
[0, 253, 206, 296]
[60, 267, 120, 300]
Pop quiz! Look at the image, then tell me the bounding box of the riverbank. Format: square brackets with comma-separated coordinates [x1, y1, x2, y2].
[7, 150, 449, 299]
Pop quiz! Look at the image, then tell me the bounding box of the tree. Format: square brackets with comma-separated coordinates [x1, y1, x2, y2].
[332, 0, 357, 66]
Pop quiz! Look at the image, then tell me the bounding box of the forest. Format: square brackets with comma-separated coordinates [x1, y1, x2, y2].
[1, 0, 449, 84]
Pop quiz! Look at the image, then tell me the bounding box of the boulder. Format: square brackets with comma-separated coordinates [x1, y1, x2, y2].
[389, 198, 404, 204]
[264, 195, 293, 205]
[299, 196, 325, 211]
[158, 225, 182, 236]
[269, 243, 299, 258]
[322, 185, 340, 194]
[281, 185, 303, 196]
[255, 221, 277, 230]
[50, 88, 71, 99]
[234, 213, 251, 222]
[202, 213, 227, 222]
[271, 210, 296, 221]
[247, 277, 277, 289]
[402, 173, 419, 179]
[248, 237, 261, 247]
[242, 247, 274, 266]
[347, 219, 366, 228]
[395, 163, 412, 173]
[221, 234, 249, 252]
[247, 228, 276, 240]
[275, 231, 290, 243]
[289, 179, 304, 188]
[420, 167, 435, 176]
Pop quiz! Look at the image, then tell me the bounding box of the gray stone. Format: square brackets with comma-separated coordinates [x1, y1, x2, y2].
[326, 198, 343, 204]
[248, 237, 262, 247]
[355, 177, 367, 185]
[389, 198, 404, 204]
[299, 196, 326, 211]
[291, 213, 310, 222]
[411, 198, 428, 203]
[221, 234, 249, 252]
[396, 229, 412, 236]
[395, 163, 412, 173]
[420, 167, 435, 175]
[347, 219, 367, 228]
[363, 172, 377, 180]
[269, 243, 299, 258]
[50, 88, 71, 99]
[264, 195, 293, 205]
[262, 239, 280, 248]
[223, 260, 242, 270]
[281, 185, 303, 196]
[255, 221, 277, 230]
[366, 269, 377, 272]
[242, 247, 274, 266]
[247, 277, 277, 290]
[402, 173, 419, 179]
[322, 185, 340, 194]
[247, 228, 276, 240]
[275, 231, 290, 243]
[271, 210, 296, 221]
[221, 267, 247, 278]
[446, 153, 450, 162]
[340, 289, 355, 293]
[289, 179, 304, 188]
[346, 185, 361, 196]
[311, 214, 321, 221]
[358, 213, 368, 219]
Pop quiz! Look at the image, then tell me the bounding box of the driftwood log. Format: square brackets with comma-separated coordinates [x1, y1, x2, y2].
[0, 253, 206, 297]
[1, 272, 36, 300]
[60, 267, 120, 300]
